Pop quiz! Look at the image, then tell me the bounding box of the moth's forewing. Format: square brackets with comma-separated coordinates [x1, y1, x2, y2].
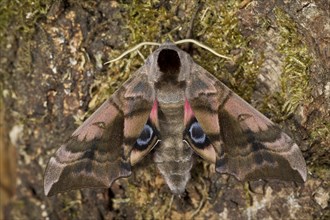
[44, 72, 156, 196]
[186, 63, 307, 183]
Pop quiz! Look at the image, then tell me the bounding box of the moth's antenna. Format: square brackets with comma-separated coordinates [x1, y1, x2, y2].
[105, 39, 232, 64]
[175, 39, 232, 61]
[104, 42, 161, 64]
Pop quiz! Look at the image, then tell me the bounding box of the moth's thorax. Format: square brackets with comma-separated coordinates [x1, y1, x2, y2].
[154, 100, 193, 194]
[146, 43, 192, 83]
[156, 83, 185, 105]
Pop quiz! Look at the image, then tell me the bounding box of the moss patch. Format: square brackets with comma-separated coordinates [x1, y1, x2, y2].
[0, 0, 51, 43]
[193, 0, 261, 100]
[275, 8, 312, 119]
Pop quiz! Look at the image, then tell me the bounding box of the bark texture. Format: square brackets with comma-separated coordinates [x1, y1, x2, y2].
[1, 0, 329, 219]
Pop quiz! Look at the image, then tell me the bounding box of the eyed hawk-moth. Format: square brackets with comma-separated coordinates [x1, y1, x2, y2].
[44, 42, 307, 196]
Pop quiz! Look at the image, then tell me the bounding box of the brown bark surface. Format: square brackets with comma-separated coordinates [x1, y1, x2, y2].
[1, 1, 329, 219]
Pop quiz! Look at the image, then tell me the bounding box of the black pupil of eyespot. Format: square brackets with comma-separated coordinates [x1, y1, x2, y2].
[189, 121, 206, 144]
[135, 124, 153, 150]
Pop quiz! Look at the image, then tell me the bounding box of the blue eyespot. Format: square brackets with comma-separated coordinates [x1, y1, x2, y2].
[135, 124, 154, 149]
[189, 121, 206, 144]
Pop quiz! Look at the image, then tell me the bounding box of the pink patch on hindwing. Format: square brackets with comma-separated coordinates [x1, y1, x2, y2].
[184, 99, 195, 126]
[149, 100, 159, 128]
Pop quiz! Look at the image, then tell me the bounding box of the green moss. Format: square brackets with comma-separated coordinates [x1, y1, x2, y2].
[310, 119, 330, 141]
[272, 9, 329, 175]
[193, 0, 261, 100]
[274, 8, 312, 119]
[60, 196, 81, 219]
[0, 0, 51, 43]
[309, 118, 330, 168]
[124, 0, 168, 44]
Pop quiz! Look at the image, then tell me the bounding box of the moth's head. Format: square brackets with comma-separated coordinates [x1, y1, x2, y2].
[145, 42, 193, 83]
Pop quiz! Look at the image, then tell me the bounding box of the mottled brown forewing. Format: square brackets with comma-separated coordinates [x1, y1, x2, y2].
[44, 71, 155, 196]
[186, 63, 307, 183]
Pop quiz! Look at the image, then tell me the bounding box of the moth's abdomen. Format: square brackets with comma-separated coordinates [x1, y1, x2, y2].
[154, 102, 194, 194]
[156, 156, 193, 194]
[155, 142, 193, 194]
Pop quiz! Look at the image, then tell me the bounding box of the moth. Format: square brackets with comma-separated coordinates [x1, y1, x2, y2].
[44, 42, 307, 196]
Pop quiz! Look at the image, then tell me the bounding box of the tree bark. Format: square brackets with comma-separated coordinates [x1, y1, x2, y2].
[1, 0, 329, 219]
